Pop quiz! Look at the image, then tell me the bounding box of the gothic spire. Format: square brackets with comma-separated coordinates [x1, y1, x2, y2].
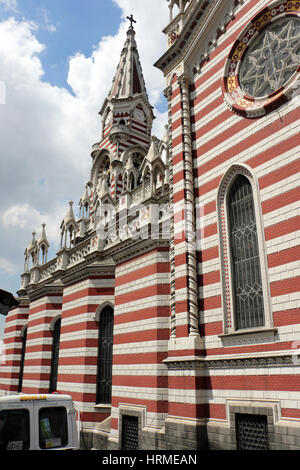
[37, 223, 49, 248]
[107, 19, 148, 101]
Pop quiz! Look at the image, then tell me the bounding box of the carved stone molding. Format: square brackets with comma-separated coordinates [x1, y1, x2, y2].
[223, 1, 300, 118]
[166, 354, 296, 370]
[25, 281, 64, 302]
[111, 237, 169, 265]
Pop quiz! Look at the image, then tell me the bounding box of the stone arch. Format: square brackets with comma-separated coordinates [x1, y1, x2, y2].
[94, 301, 114, 323]
[49, 314, 62, 332]
[91, 150, 113, 187]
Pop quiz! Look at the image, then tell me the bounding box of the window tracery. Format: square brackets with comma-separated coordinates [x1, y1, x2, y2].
[96, 306, 114, 404]
[217, 165, 272, 334]
[239, 17, 300, 98]
[228, 175, 265, 329]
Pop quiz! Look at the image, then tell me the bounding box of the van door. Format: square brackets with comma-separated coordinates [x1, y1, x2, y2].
[67, 405, 79, 449]
[33, 400, 70, 450]
[0, 404, 32, 450]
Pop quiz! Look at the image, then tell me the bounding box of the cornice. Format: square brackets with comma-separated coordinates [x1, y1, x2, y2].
[165, 353, 299, 370]
[60, 261, 115, 287]
[25, 281, 64, 302]
[155, 0, 244, 77]
[8, 295, 29, 309]
[154, 0, 216, 74]
[111, 237, 169, 265]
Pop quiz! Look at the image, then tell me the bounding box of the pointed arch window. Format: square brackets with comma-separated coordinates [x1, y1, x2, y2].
[96, 306, 114, 404]
[98, 155, 111, 189]
[218, 165, 274, 337]
[228, 175, 264, 329]
[18, 327, 27, 393]
[49, 318, 61, 393]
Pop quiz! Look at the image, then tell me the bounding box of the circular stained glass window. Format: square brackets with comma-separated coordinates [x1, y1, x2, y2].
[239, 16, 300, 98]
[223, 1, 300, 118]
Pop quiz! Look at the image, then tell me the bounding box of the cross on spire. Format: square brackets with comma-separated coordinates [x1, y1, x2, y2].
[127, 14, 136, 30]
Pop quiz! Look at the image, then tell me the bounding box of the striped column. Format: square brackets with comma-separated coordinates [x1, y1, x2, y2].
[109, 247, 170, 446]
[0, 299, 29, 394]
[164, 84, 176, 339]
[58, 273, 115, 428]
[177, 74, 200, 338]
[22, 291, 63, 394]
[168, 73, 202, 353]
[161, 74, 207, 443]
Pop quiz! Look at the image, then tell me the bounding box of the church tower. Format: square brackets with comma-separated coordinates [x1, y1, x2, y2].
[100, 16, 154, 153]
[90, 17, 155, 205]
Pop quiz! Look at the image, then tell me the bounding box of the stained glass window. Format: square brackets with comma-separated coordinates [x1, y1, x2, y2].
[228, 175, 265, 329]
[96, 306, 114, 404]
[49, 318, 61, 393]
[18, 327, 27, 393]
[239, 17, 300, 98]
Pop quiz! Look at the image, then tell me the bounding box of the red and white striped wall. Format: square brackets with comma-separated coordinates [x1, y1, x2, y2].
[0, 301, 29, 393]
[165, 0, 300, 424]
[109, 247, 170, 443]
[56, 275, 115, 427]
[21, 293, 63, 394]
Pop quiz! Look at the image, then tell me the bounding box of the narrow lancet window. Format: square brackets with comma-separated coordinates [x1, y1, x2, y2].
[228, 175, 265, 329]
[49, 318, 61, 393]
[96, 306, 114, 404]
[18, 327, 27, 393]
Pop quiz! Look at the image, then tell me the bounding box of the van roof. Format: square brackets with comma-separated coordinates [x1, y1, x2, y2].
[0, 393, 73, 403]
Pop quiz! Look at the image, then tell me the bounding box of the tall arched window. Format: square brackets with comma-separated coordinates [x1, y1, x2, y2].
[228, 175, 265, 329]
[96, 306, 114, 404]
[49, 318, 61, 393]
[18, 327, 27, 393]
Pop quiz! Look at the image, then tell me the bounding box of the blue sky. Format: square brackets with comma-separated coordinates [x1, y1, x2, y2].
[11, 0, 122, 91]
[0, 0, 169, 337]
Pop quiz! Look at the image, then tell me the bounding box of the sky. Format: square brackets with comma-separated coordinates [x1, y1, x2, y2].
[0, 0, 169, 337]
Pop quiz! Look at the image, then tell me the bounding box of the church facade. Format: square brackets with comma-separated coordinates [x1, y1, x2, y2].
[0, 0, 300, 450]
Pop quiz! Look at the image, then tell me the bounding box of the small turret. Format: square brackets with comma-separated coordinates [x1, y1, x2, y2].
[24, 232, 37, 272]
[79, 185, 90, 219]
[37, 224, 50, 265]
[60, 201, 78, 249]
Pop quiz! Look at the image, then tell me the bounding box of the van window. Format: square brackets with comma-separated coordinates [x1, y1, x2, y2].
[39, 406, 68, 449]
[0, 408, 30, 450]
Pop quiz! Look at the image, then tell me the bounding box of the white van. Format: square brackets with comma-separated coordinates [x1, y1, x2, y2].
[0, 394, 79, 450]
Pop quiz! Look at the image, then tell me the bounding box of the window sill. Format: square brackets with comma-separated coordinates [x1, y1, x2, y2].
[94, 404, 111, 413]
[218, 327, 278, 346]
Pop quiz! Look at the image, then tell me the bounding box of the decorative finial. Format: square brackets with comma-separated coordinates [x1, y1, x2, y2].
[127, 14, 136, 30]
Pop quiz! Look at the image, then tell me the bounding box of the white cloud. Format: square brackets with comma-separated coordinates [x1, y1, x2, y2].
[67, 0, 168, 121]
[40, 8, 56, 33]
[0, 17, 44, 84]
[0, 257, 18, 275]
[0, 0, 17, 12]
[2, 203, 45, 230]
[2, 203, 66, 243]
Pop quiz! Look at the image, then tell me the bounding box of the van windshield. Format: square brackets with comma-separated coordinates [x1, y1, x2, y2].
[0, 408, 30, 450]
[39, 406, 68, 449]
